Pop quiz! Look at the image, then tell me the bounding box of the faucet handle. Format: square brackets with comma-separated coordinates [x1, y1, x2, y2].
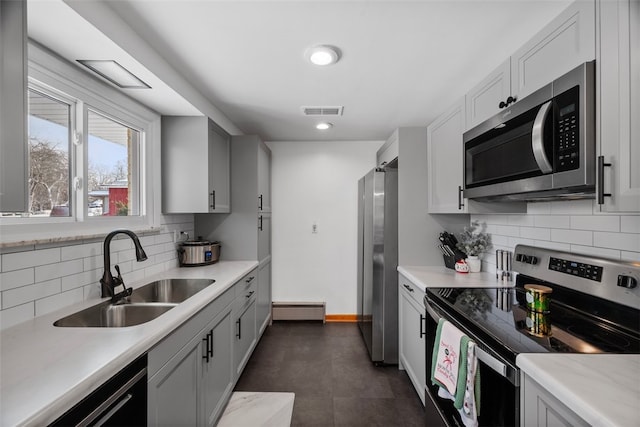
[111, 264, 132, 303]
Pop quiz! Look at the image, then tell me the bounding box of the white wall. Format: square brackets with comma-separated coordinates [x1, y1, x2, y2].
[267, 140, 383, 315]
[0, 214, 194, 330]
[473, 200, 640, 273]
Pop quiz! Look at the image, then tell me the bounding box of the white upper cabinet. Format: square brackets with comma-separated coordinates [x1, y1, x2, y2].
[257, 140, 271, 213]
[0, 0, 28, 213]
[377, 129, 399, 167]
[427, 98, 467, 213]
[207, 120, 231, 213]
[465, 59, 512, 131]
[161, 116, 231, 214]
[511, 0, 596, 99]
[596, 0, 640, 212]
[465, 1, 596, 132]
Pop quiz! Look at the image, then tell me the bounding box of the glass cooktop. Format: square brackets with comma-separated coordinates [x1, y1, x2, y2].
[426, 280, 640, 362]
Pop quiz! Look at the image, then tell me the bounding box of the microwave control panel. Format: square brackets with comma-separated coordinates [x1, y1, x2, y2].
[555, 86, 580, 172]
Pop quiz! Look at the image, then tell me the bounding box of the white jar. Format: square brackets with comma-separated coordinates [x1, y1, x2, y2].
[466, 255, 481, 273]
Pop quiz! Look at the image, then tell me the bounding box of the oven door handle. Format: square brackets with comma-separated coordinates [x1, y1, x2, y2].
[531, 100, 553, 174]
[424, 296, 511, 381]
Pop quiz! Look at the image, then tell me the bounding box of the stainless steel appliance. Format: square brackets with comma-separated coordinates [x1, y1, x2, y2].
[464, 61, 595, 201]
[357, 163, 398, 364]
[51, 355, 147, 426]
[178, 240, 221, 267]
[424, 245, 639, 426]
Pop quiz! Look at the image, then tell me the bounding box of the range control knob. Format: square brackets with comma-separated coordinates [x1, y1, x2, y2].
[530, 256, 538, 265]
[617, 275, 638, 289]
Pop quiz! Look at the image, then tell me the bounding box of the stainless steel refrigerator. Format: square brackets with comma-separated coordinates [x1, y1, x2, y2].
[356, 164, 398, 364]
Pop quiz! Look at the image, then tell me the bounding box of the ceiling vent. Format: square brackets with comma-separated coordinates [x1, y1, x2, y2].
[301, 106, 344, 116]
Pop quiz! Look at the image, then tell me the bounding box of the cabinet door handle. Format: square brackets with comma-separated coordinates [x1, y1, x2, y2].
[403, 284, 414, 292]
[258, 194, 263, 210]
[246, 290, 255, 298]
[419, 314, 426, 338]
[210, 190, 216, 210]
[202, 333, 211, 362]
[458, 185, 465, 210]
[208, 330, 214, 359]
[597, 156, 612, 205]
[246, 276, 255, 283]
[236, 318, 241, 340]
[258, 215, 263, 231]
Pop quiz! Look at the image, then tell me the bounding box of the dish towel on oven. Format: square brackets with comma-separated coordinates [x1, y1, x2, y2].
[431, 319, 481, 427]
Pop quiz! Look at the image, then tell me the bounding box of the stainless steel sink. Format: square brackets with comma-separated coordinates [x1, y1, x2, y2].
[54, 278, 215, 327]
[54, 302, 177, 327]
[129, 278, 215, 304]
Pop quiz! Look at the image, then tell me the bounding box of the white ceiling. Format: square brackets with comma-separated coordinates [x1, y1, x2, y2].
[28, 0, 572, 141]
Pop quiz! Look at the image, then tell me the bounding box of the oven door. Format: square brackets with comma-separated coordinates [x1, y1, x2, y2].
[424, 295, 520, 427]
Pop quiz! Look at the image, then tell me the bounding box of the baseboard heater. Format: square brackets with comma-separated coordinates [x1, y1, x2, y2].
[271, 302, 326, 323]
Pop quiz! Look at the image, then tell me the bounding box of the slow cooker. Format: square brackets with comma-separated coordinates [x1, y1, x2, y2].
[177, 240, 220, 267]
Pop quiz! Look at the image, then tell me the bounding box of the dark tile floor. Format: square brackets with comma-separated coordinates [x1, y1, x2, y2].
[234, 321, 446, 426]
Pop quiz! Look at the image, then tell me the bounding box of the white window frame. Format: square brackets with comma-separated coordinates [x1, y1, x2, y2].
[0, 42, 160, 244]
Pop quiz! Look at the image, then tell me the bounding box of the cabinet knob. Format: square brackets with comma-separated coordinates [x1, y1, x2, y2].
[499, 101, 507, 109]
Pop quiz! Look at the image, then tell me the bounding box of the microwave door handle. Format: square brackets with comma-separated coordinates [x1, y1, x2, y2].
[531, 100, 553, 174]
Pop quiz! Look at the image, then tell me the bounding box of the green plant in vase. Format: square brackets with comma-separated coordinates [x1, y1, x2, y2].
[456, 221, 491, 272]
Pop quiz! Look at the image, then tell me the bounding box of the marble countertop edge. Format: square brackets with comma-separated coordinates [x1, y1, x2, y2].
[517, 354, 640, 427]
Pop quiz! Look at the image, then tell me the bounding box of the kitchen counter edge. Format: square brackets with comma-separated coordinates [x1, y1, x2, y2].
[517, 353, 640, 427]
[0, 260, 258, 427]
[397, 265, 513, 292]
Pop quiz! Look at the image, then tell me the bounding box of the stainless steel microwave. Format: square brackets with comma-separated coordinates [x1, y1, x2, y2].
[463, 61, 595, 202]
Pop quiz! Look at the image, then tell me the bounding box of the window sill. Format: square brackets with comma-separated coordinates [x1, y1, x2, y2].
[0, 227, 161, 250]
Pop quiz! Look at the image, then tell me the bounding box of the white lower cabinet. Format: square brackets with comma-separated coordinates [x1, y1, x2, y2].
[148, 268, 260, 426]
[233, 273, 258, 378]
[201, 310, 234, 427]
[148, 304, 233, 427]
[521, 373, 589, 427]
[148, 340, 200, 426]
[398, 273, 426, 405]
[257, 259, 272, 336]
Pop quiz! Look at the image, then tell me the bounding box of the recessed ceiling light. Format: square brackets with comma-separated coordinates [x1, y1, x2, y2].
[305, 45, 341, 66]
[77, 60, 151, 89]
[316, 122, 333, 130]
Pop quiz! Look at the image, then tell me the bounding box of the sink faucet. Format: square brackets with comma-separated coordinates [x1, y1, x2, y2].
[100, 229, 148, 301]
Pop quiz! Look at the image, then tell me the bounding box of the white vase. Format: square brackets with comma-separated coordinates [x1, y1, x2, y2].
[467, 255, 481, 273]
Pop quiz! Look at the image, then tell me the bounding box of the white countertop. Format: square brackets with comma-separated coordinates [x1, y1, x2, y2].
[517, 354, 640, 427]
[399, 264, 640, 427]
[0, 260, 258, 427]
[397, 265, 513, 292]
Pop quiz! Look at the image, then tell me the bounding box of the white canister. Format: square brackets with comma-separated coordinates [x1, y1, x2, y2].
[466, 255, 481, 273]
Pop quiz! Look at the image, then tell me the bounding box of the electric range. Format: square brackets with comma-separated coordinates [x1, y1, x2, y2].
[423, 244, 640, 426]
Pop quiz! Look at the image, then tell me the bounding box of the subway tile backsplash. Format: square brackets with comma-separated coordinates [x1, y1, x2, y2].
[0, 215, 194, 330]
[472, 200, 640, 271]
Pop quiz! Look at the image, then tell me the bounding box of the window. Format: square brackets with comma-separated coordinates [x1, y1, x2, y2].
[87, 110, 140, 218]
[27, 88, 73, 218]
[0, 43, 160, 243]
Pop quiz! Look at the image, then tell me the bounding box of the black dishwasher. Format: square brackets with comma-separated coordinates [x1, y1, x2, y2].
[50, 354, 147, 427]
